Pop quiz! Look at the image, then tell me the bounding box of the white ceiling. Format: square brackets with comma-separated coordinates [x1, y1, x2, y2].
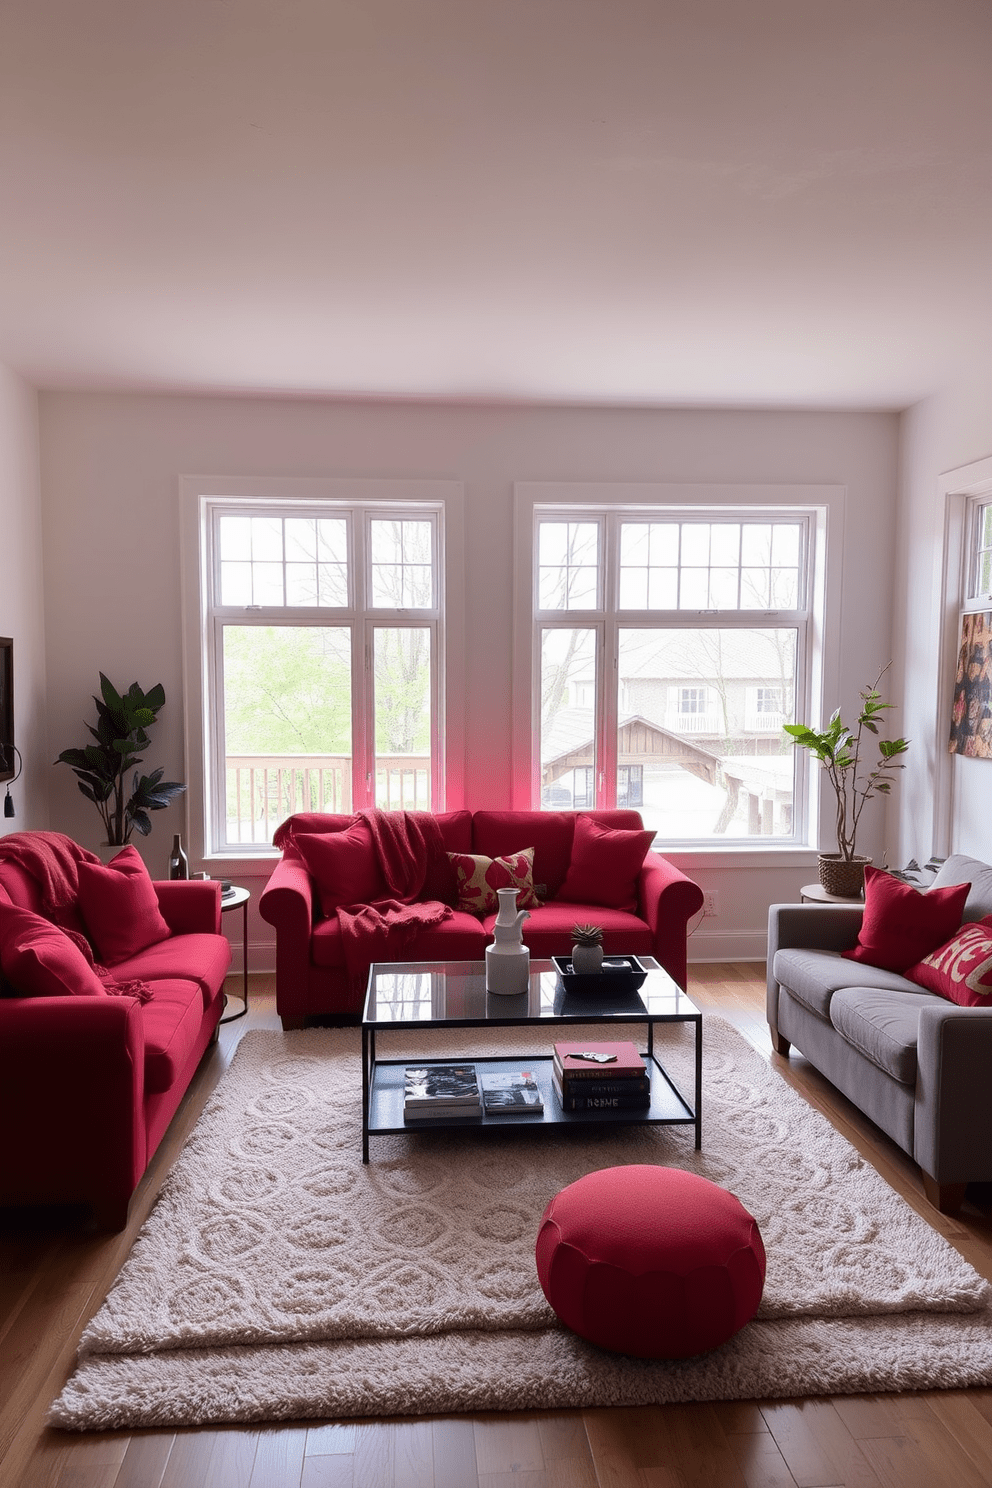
[1, 0, 990, 410]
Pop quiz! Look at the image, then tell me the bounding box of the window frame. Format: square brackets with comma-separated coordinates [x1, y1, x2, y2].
[180, 476, 465, 868]
[512, 482, 840, 861]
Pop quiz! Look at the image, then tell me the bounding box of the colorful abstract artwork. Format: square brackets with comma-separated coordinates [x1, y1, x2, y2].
[949, 609, 992, 758]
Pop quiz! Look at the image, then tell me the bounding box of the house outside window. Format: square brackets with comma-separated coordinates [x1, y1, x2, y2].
[534, 508, 817, 843]
[194, 495, 446, 854]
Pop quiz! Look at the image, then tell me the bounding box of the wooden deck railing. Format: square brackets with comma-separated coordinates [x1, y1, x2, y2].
[225, 753, 431, 843]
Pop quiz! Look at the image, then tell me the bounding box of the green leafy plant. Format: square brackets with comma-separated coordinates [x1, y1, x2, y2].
[783, 666, 909, 863]
[55, 675, 186, 846]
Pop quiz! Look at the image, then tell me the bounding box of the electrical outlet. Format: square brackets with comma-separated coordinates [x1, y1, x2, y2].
[702, 890, 719, 917]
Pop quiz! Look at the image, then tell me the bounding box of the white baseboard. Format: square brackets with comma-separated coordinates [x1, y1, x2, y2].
[687, 929, 767, 963]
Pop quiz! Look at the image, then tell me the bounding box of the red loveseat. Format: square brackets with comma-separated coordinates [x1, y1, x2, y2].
[260, 809, 703, 1027]
[0, 834, 232, 1229]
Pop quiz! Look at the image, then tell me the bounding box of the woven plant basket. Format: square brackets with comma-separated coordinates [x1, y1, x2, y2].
[818, 853, 871, 898]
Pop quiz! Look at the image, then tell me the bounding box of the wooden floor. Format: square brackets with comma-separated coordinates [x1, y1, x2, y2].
[3, 964, 992, 1488]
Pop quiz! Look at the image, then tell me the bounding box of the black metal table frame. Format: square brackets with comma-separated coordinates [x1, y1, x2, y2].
[361, 963, 702, 1163]
[219, 885, 251, 1024]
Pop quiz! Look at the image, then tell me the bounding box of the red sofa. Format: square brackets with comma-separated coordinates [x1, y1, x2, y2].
[0, 836, 232, 1229]
[260, 809, 703, 1027]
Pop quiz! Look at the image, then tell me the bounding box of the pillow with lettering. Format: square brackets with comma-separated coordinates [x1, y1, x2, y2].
[905, 916, 992, 1006]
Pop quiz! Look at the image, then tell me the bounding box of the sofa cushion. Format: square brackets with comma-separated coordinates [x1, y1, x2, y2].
[0, 902, 107, 998]
[140, 978, 210, 1094]
[905, 916, 992, 1006]
[774, 947, 922, 1021]
[471, 811, 577, 898]
[841, 866, 971, 974]
[491, 901, 655, 958]
[448, 847, 541, 914]
[310, 909, 487, 968]
[76, 846, 172, 964]
[557, 815, 654, 912]
[828, 986, 947, 1085]
[929, 854, 992, 924]
[295, 824, 387, 916]
[107, 932, 232, 1008]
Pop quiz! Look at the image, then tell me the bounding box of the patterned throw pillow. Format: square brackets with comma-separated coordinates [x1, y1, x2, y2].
[447, 848, 541, 915]
[905, 915, 992, 1006]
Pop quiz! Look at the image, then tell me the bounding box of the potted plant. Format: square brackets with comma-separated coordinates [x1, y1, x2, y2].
[783, 665, 910, 897]
[55, 675, 186, 848]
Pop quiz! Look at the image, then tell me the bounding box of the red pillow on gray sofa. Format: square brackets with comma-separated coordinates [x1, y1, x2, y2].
[841, 865, 971, 975]
[557, 814, 654, 912]
[905, 915, 992, 1005]
[0, 901, 107, 997]
[76, 846, 172, 964]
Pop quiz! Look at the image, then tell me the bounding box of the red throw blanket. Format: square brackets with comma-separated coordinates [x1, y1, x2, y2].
[0, 830, 99, 932]
[274, 809, 455, 980]
[0, 830, 153, 1000]
[338, 810, 453, 978]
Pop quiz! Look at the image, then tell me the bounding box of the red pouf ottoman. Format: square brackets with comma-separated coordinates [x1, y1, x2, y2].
[535, 1165, 766, 1358]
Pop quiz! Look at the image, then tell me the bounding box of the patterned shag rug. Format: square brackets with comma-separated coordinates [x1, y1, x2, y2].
[51, 1017, 992, 1429]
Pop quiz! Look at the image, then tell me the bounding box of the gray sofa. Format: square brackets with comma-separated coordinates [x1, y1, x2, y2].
[767, 853, 992, 1214]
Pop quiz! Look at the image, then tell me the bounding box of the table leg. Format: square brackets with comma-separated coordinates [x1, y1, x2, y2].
[694, 1016, 702, 1150]
[362, 1025, 371, 1164]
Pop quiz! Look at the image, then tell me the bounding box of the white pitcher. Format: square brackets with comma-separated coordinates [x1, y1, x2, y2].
[485, 886, 531, 995]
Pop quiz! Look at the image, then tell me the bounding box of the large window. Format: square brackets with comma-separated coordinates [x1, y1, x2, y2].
[201, 500, 443, 852]
[971, 500, 992, 603]
[535, 510, 816, 843]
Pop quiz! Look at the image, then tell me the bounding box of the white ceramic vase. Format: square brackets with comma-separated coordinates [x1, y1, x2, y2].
[485, 887, 531, 995]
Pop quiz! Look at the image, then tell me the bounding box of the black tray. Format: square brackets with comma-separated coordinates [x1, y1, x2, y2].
[551, 954, 649, 996]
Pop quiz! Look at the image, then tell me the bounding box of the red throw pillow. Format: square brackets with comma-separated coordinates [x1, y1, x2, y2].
[447, 848, 541, 915]
[0, 902, 107, 997]
[295, 824, 387, 916]
[905, 916, 992, 1006]
[76, 845, 172, 965]
[556, 814, 655, 912]
[841, 865, 971, 974]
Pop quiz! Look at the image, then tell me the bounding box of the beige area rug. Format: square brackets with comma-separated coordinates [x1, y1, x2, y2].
[51, 1017, 992, 1429]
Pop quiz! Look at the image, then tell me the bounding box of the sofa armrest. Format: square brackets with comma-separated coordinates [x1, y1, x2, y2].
[766, 902, 865, 1039]
[153, 879, 223, 935]
[259, 857, 316, 1017]
[914, 1004, 992, 1186]
[638, 852, 704, 991]
[0, 996, 146, 1220]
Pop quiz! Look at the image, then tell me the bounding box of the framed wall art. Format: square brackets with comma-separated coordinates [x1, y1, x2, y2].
[949, 609, 992, 759]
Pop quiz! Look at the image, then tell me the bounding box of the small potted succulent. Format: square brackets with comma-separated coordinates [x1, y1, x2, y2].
[570, 923, 604, 974]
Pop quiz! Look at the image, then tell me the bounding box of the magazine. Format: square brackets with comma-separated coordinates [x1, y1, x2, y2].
[403, 1064, 480, 1109]
[479, 1071, 544, 1114]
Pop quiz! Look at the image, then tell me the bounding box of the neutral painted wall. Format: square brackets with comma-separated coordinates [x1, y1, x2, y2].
[0, 364, 46, 834]
[38, 392, 900, 963]
[896, 362, 992, 864]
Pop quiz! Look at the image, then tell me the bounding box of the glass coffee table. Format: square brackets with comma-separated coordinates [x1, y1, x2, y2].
[361, 957, 702, 1163]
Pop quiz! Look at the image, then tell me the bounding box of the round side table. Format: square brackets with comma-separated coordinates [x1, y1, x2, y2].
[219, 884, 251, 1023]
[800, 883, 863, 905]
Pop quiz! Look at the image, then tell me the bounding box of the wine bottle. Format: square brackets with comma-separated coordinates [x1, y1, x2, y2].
[169, 833, 189, 880]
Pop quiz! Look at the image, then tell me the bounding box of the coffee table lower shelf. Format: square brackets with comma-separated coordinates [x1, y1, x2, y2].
[364, 1053, 698, 1161]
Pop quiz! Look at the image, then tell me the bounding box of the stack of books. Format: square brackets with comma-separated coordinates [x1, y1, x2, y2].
[551, 1040, 651, 1112]
[403, 1064, 481, 1121]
